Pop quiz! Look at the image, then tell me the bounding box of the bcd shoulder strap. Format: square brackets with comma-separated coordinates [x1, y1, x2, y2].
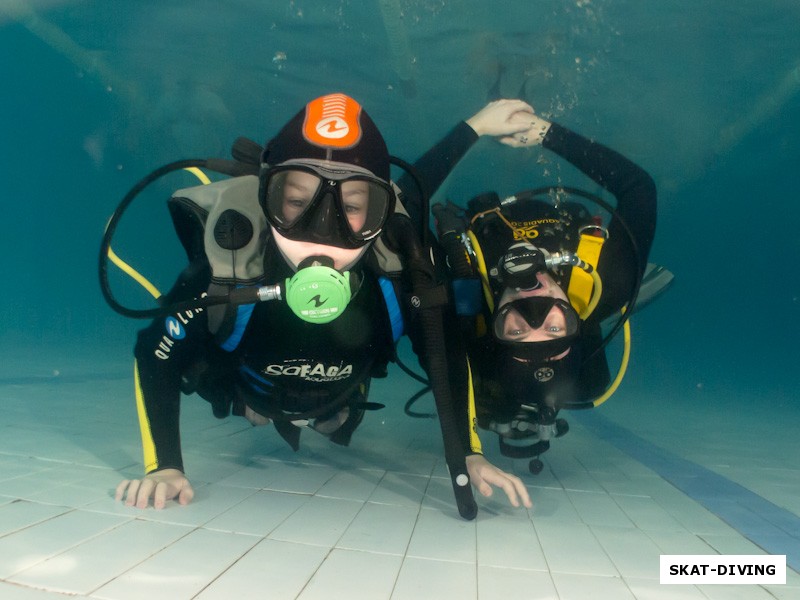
[169, 175, 266, 285]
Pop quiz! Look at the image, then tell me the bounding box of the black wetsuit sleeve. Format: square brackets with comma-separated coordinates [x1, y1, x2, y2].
[542, 123, 657, 321]
[132, 263, 213, 474]
[398, 121, 479, 226]
[382, 119, 486, 457]
[403, 284, 481, 455]
[395, 121, 484, 455]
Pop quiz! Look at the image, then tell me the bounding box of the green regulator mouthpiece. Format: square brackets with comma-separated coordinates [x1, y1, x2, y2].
[284, 257, 352, 324]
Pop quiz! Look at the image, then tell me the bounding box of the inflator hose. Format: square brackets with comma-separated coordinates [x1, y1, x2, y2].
[99, 156, 259, 319]
[99, 159, 209, 318]
[383, 213, 478, 520]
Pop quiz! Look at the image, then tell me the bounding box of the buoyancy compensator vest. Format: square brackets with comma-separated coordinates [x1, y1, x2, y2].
[457, 189, 608, 317]
[98, 139, 480, 520]
[433, 186, 639, 475]
[168, 175, 267, 345]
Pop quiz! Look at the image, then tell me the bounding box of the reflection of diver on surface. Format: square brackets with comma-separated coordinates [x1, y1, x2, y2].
[422, 108, 670, 474]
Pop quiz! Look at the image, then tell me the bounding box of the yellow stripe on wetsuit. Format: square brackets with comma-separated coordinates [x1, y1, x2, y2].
[134, 360, 159, 473]
[466, 358, 482, 454]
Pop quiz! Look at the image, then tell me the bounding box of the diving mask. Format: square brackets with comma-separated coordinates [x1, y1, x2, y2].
[261, 159, 395, 249]
[493, 297, 580, 361]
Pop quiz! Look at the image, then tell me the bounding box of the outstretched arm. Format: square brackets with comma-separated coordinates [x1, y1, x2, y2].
[399, 99, 545, 510]
[399, 99, 538, 226]
[116, 265, 212, 509]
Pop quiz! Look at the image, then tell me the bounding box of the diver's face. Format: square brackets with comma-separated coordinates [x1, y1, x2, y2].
[271, 227, 367, 271]
[497, 272, 572, 357]
[279, 172, 370, 233]
[273, 172, 371, 271]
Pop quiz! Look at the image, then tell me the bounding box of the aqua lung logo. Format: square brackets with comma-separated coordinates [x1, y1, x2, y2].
[316, 117, 350, 139]
[165, 317, 186, 340]
[264, 361, 353, 382]
[155, 297, 206, 360]
[309, 294, 328, 308]
[534, 367, 554, 383]
[304, 94, 361, 148]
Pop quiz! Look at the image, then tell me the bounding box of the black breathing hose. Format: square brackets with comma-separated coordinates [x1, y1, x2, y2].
[390, 155, 430, 248]
[99, 154, 260, 319]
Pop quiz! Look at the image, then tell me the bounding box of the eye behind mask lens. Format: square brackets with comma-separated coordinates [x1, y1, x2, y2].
[262, 164, 394, 249]
[493, 297, 579, 341]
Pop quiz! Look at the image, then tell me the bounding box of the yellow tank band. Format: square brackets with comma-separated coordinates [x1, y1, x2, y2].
[568, 232, 605, 315]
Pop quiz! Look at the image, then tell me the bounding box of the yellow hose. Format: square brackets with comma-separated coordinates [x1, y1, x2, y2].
[591, 312, 631, 407]
[579, 269, 603, 320]
[106, 166, 210, 300]
[184, 166, 211, 185]
[466, 230, 495, 313]
[107, 246, 162, 299]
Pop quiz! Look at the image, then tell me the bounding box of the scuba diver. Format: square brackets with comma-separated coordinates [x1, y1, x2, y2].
[111, 93, 539, 513]
[424, 104, 665, 473]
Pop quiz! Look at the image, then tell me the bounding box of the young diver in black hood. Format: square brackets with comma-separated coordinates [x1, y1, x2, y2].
[115, 94, 540, 512]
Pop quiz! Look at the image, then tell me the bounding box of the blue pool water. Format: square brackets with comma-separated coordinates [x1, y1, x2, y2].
[1, 2, 798, 597]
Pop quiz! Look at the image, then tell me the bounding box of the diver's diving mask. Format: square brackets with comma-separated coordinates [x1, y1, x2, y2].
[493, 297, 580, 361]
[491, 241, 581, 360]
[261, 159, 395, 249]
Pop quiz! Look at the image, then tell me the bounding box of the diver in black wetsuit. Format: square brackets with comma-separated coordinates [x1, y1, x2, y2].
[115, 94, 538, 511]
[425, 104, 658, 469]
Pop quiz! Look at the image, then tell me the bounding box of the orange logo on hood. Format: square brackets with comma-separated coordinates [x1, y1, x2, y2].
[303, 93, 362, 149]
